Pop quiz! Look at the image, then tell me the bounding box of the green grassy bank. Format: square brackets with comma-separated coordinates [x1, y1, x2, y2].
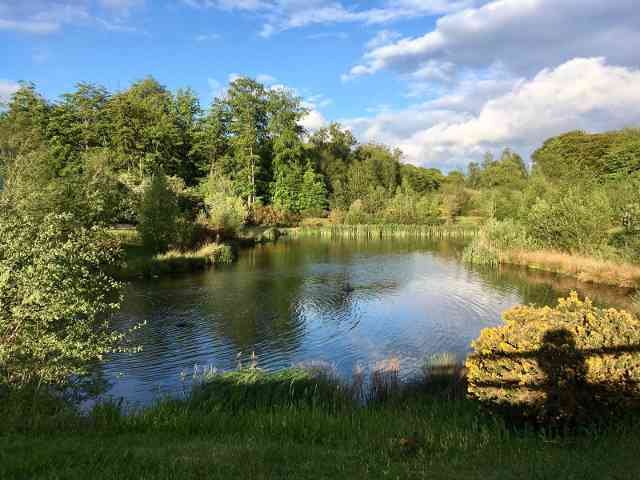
[3, 368, 640, 480]
[108, 228, 234, 279]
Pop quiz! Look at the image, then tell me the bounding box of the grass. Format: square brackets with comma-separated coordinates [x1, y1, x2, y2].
[504, 249, 640, 289]
[3, 365, 640, 479]
[108, 228, 234, 279]
[120, 242, 234, 278]
[463, 221, 640, 289]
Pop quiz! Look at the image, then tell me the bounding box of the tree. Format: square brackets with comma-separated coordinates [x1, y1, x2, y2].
[204, 168, 248, 235]
[137, 168, 179, 253]
[0, 208, 126, 389]
[298, 167, 328, 214]
[225, 77, 269, 206]
[107, 77, 180, 179]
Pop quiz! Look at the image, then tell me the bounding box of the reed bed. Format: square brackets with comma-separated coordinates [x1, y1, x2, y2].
[292, 224, 479, 240]
[504, 249, 640, 289]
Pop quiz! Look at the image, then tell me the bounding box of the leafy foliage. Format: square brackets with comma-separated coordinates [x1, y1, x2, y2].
[467, 293, 640, 426]
[526, 187, 612, 252]
[0, 210, 127, 388]
[137, 169, 179, 253]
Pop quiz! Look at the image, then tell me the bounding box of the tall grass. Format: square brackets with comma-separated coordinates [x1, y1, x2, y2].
[121, 242, 234, 278]
[504, 249, 640, 288]
[292, 224, 478, 240]
[464, 220, 640, 288]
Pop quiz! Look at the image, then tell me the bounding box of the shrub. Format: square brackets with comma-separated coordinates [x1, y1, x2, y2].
[526, 187, 613, 253]
[466, 293, 640, 426]
[463, 219, 531, 266]
[0, 210, 130, 389]
[203, 173, 247, 236]
[172, 216, 209, 251]
[137, 169, 179, 253]
[344, 199, 370, 225]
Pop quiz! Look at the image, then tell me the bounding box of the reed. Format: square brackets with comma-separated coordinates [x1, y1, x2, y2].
[120, 242, 234, 278]
[504, 249, 640, 289]
[291, 224, 478, 240]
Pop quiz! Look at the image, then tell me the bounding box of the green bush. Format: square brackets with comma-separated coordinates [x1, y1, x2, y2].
[466, 293, 640, 426]
[344, 199, 370, 225]
[172, 216, 209, 251]
[137, 170, 179, 253]
[0, 210, 130, 389]
[526, 187, 612, 253]
[203, 172, 247, 236]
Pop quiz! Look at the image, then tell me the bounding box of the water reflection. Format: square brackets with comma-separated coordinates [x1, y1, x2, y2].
[104, 237, 632, 405]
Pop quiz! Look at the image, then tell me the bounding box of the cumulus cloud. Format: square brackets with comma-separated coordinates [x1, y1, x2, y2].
[0, 80, 20, 104]
[344, 58, 640, 170]
[301, 108, 328, 131]
[347, 0, 640, 79]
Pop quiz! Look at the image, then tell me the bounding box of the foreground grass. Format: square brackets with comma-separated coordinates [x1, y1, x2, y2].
[3, 368, 640, 480]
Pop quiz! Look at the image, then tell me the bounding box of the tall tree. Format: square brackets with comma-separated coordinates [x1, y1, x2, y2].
[226, 77, 269, 206]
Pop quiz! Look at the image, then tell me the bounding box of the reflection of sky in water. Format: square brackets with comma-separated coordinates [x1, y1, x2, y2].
[103, 238, 630, 405]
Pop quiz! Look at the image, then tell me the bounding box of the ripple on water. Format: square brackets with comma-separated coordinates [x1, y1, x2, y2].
[102, 238, 617, 405]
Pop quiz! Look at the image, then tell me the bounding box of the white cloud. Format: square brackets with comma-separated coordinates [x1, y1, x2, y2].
[98, 0, 144, 12]
[343, 58, 640, 170]
[0, 80, 20, 104]
[301, 108, 328, 131]
[306, 31, 348, 40]
[0, 0, 143, 34]
[366, 29, 401, 49]
[256, 73, 277, 84]
[183, 0, 474, 37]
[196, 33, 221, 41]
[347, 0, 640, 79]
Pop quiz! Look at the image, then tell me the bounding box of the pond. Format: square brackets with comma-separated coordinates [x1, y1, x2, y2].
[105, 237, 632, 405]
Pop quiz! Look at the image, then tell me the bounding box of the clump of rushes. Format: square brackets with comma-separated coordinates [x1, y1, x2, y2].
[122, 242, 234, 278]
[292, 224, 478, 240]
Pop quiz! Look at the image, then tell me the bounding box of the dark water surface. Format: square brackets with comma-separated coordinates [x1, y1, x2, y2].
[105, 237, 632, 405]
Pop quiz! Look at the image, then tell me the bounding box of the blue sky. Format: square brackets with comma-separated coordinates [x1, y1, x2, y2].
[2, 1, 640, 171]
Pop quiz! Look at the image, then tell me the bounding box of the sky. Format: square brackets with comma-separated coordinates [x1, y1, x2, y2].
[2, 0, 640, 171]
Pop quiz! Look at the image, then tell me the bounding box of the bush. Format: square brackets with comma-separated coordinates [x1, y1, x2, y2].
[250, 204, 299, 226]
[466, 293, 640, 426]
[526, 187, 612, 253]
[203, 172, 247, 236]
[344, 199, 370, 225]
[172, 216, 209, 251]
[137, 170, 179, 253]
[0, 210, 129, 389]
[463, 219, 532, 266]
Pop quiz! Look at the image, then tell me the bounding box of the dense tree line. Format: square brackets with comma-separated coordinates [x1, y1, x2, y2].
[0, 77, 447, 239]
[1, 77, 639, 259]
[462, 129, 640, 261]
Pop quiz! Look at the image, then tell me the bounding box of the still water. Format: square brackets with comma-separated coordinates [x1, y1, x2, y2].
[105, 237, 632, 404]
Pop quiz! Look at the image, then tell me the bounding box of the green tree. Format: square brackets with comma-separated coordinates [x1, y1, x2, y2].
[226, 77, 269, 206]
[107, 77, 179, 179]
[137, 168, 179, 253]
[204, 169, 248, 235]
[298, 167, 328, 214]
